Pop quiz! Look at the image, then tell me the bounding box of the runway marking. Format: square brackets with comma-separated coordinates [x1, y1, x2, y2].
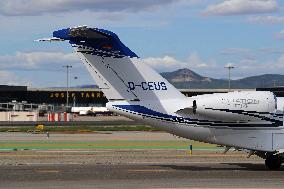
[34, 169, 60, 173]
[128, 169, 171, 173]
[155, 188, 263, 189]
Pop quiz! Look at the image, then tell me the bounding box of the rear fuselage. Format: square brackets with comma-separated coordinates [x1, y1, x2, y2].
[107, 91, 284, 152]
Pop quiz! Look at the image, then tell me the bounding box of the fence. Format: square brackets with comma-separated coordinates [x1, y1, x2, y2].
[47, 112, 71, 122]
[0, 111, 38, 122]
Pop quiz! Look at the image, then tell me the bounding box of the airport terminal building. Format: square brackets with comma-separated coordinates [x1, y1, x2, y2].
[0, 85, 284, 109]
[0, 85, 108, 109]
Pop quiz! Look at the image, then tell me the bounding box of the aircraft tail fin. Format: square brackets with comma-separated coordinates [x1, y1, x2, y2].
[46, 26, 186, 102]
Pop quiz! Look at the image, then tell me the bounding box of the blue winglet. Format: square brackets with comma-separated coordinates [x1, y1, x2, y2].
[53, 27, 139, 58]
[53, 28, 71, 40]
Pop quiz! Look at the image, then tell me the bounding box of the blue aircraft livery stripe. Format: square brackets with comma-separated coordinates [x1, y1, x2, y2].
[205, 107, 283, 117]
[204, 108, 283, 124]
[113, 105, 282, 128]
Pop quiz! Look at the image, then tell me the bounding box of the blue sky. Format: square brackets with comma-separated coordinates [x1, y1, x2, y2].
[0, 0, 284, 87]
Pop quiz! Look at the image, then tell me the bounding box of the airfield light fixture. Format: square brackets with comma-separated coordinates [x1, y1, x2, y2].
[225, 64, 235, 92]
[63, 65, 72, 108]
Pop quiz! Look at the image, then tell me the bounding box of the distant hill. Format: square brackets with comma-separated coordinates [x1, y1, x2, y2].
[161, 68, 284, 89]
[72, 68, 284, 89]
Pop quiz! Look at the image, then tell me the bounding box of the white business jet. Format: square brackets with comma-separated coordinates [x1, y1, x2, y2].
[37, 26, 284, 170]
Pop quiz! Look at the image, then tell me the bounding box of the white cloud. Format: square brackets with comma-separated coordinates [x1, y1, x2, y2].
[203, 0, 278, 16]
[0, 51, 216, 76]
[139, 53, 216, 73]
[0, 71, 31, 86]
[0, 51, 78, 70]
[229, 54, 284, 78]
[139, 55, 185, 72]
[0, 51, 93, 87]
[1, 50, 284, 86]
[247, 15, 284, 24]
[0, 0, 183, 16]
[141, 52, 284, 79]
[187, 52, 216, 68]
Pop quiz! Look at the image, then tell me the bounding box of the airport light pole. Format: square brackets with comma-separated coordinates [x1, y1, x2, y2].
[73, 76, 78, 107]
[273, 80, 277, 87]
[225, 64, 235, 92]
[63, 65, 72, 108]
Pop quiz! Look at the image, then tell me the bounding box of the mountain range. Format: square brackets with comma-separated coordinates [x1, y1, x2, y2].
[160, 68, 284, 89]
[77, 68, 284, 89]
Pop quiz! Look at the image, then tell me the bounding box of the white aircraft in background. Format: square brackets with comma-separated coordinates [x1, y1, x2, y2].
[38, 26, 284, 170]
[71, 106, 110, 116]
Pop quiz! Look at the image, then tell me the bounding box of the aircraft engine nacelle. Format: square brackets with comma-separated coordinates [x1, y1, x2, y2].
[192, 91, 277, 121]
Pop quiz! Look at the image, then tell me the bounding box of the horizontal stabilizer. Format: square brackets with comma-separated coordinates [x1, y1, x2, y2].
[34, 37, 65, 42]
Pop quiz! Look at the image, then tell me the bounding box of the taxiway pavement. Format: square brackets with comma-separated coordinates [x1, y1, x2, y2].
[0, 162, 283, 189]
[0, 132, 281, 189]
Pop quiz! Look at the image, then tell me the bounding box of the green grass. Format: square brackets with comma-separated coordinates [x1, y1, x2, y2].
[0, 125, 160, 133]
[0, 140, 218, 150]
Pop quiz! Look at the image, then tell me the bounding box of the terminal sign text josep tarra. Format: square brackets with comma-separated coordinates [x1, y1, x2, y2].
[128, 82, 167, 91]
